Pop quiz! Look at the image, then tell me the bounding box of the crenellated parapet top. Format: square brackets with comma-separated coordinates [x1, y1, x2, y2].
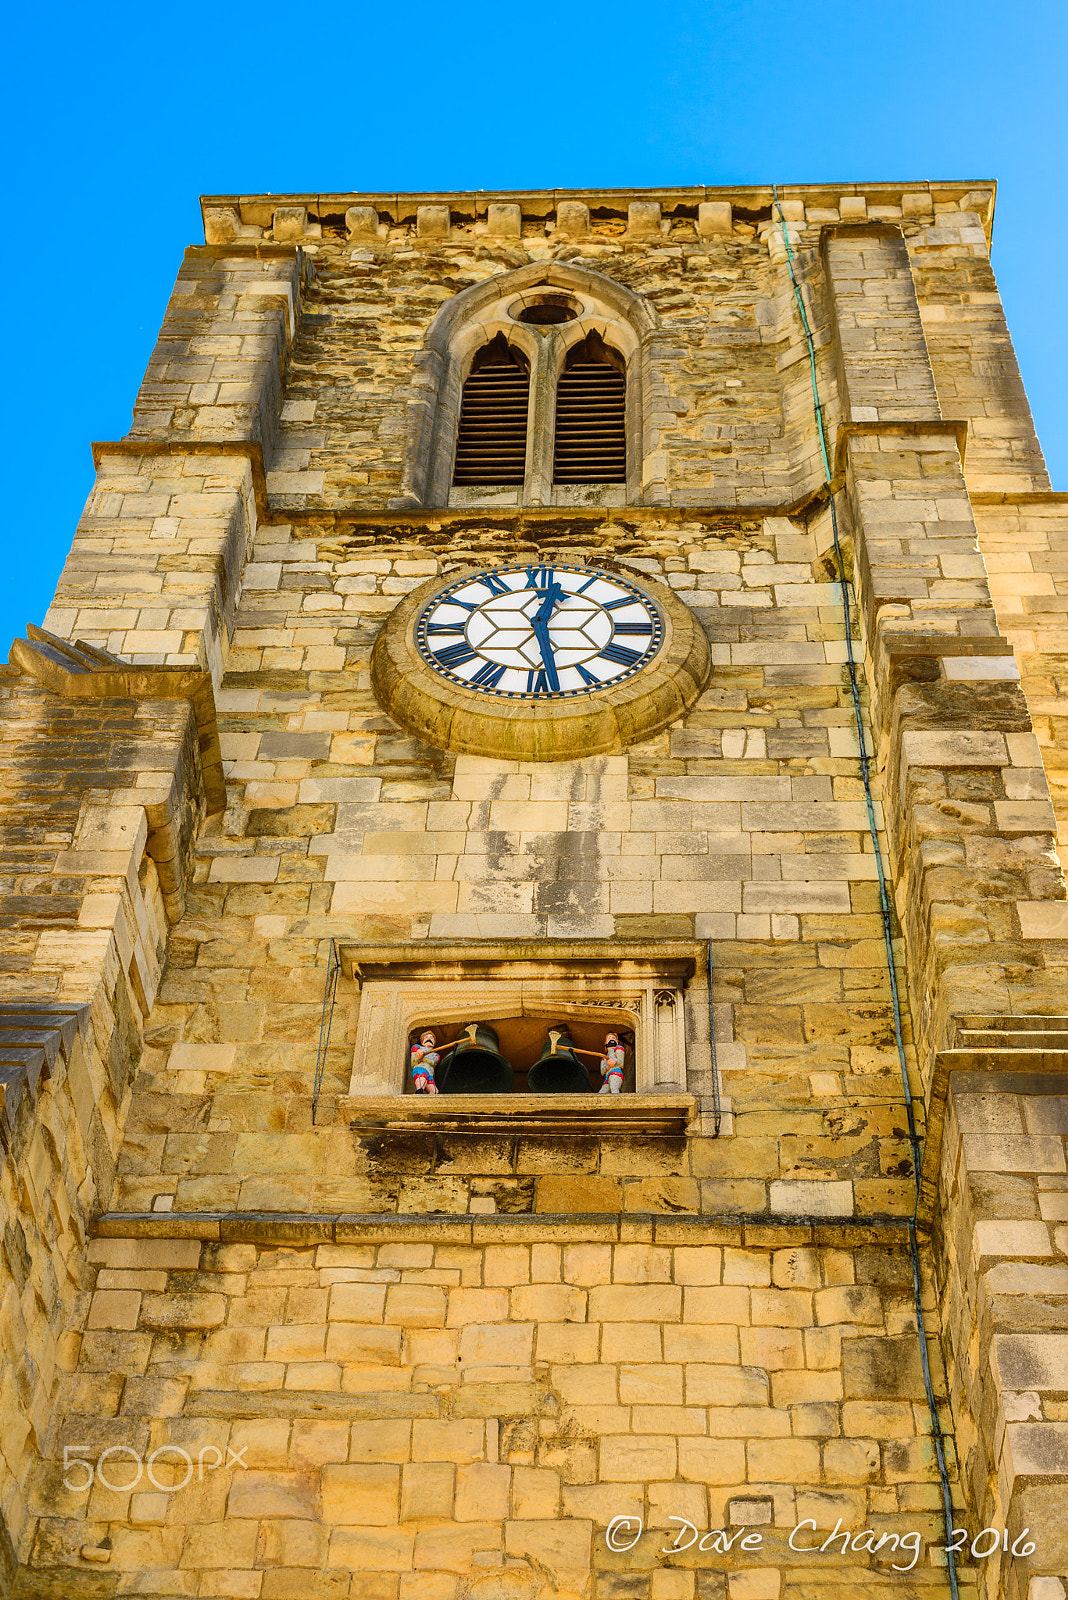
[201, 180, 996, 251]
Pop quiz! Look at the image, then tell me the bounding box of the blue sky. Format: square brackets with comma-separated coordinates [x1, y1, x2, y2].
[2, 0, 1065, 651]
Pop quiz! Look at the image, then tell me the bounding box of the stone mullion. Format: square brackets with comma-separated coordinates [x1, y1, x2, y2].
[523, 331, 558, 507]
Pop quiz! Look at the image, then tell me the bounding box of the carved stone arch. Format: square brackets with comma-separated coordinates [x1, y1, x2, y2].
[390, 262, 664, 509]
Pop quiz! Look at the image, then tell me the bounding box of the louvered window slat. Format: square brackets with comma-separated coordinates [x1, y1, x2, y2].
[453, 341, 530, 485]
[553, 355, 626, 483]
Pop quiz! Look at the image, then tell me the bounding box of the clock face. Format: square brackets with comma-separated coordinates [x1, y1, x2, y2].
[414, 564, 664, 699]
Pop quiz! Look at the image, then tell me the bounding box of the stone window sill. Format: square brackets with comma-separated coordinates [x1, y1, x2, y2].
[341, 1092, 696, 1137]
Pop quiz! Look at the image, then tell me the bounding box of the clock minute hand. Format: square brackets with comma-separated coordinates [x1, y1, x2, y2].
[532, 616, 560, 692]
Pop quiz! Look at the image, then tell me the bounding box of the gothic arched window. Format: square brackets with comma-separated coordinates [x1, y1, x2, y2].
[394, 263, 661, 510]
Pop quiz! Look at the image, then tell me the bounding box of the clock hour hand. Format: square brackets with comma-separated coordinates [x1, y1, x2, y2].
[532, 616, 560, 692]
[534, 582, 562, 625]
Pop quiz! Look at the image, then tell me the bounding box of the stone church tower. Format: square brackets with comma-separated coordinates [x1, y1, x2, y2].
[0, 183, 1065, 1600]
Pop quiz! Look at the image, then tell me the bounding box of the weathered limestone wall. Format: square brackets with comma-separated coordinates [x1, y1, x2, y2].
[975, 502, 1068, 855]
[0, 675, 207, 1581]
[0, 181, 1065, 1599]
[101, 520, 926, 1222]
[935, 1069, 1068, 1599]
[33, 1223, 958, 1600]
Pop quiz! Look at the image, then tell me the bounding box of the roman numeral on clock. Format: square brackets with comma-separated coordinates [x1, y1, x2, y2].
[469, 660, 506, 689]
[480, 572, 509, 596]
[526, 667, 551, 696]
[612, 622, 653, 636]
[599, 643, 642, 667]
[425, 622, 465, 635]
[433, 642, 478, 669]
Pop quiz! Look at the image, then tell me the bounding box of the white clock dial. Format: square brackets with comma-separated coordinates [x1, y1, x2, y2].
[415, 564, 663, 698]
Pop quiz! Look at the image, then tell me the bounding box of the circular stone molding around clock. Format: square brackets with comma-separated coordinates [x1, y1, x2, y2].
[370, 562, 712, 761]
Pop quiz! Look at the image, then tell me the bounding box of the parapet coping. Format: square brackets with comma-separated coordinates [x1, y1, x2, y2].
[202, 179, 995, 218]
[91, 1211, 917, 1247]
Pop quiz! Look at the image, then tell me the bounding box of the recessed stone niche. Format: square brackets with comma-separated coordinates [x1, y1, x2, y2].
[338, 941, 703, 1133]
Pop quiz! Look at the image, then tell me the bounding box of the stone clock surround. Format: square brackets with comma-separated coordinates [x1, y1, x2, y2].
[370, 562, 712, 760]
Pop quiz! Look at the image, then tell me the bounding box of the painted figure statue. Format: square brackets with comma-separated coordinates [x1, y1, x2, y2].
[599, 1032, 625, 1095]
[410, 1030, 441, 1094]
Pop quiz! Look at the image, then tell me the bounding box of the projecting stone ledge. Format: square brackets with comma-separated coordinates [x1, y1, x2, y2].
[341, 1093, 696, 1137]
[0, 1003, 90, 1161]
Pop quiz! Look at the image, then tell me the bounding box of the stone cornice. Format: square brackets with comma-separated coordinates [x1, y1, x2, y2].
[200, 179, 997, 249]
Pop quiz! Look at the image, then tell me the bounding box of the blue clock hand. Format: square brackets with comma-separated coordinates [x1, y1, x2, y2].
[532, 616, 560, 692]
[534, 582, 562, 625]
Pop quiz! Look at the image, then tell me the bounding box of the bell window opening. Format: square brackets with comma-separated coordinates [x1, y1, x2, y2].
[405, 1015, 636, 1096]
[553, 331, 627, 485]
[452, 333, 530, 487]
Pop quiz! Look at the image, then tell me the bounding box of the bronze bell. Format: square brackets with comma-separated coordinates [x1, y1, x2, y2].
[438, 1022, 514, 1095]
[526, 1025, 591, 1095]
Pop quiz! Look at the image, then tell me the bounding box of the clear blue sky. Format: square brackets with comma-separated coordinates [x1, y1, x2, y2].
[2, 0, 1065, 651]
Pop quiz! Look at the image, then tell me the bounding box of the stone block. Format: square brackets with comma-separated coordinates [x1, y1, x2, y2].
[328, 1526, 415, 1571]
[1002, 1422, 1068, 1486]
[502, 1519, 592, 1586]
[329, 1283, 388, 1321]
[350, 1421, 413, 1463]
[973, 1220, 1053, 1262]
[628, 201, 662, 236]
[87, 1290, 141, 1330]
[993, 1334, 1068, 1391]
[272, 206, 308, 242]
[413, 1520, 500, 1572]
[411, 1420, 485, 1464]
[486, 204, 521, 238]
[839, 196, 867, 221]
[555, 201, 589, 237]
[204, 206, 242, 244]
[769, 1180, 854, 1217]
[677, 1437, 746, 1483]
[458, 1322, 533, 1368]
[227, 1469, 318, 1519]
[511, 1466, 559, 1519]
[588, 1284, 682, 1322]
[346, 206, 379, 238]
[417, 205, 451, 240]
[321, 1463, 400, 1525]
[385, 1284, 447, 1327]
[401, 1461, 454, 1521]
[139, 1293, 225, 1330]
[672, 1247, 722, 1286]
[685, 1365, 772, 1405]
[842, 1336, 924, 1399]
[698, 202, 732, 237]
[454, 1462, 510, 1521]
